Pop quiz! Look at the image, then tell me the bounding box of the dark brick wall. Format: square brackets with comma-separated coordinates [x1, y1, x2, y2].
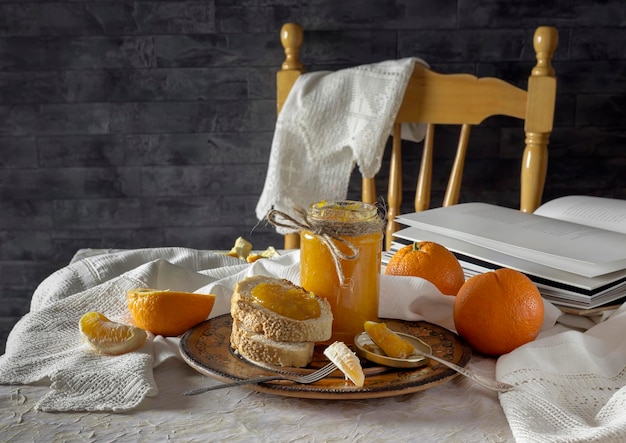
[1, 0, 625, 352]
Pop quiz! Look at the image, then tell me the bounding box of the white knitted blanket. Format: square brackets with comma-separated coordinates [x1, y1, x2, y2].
[0, 248, 301, 412]
[256, 58, 426, 232]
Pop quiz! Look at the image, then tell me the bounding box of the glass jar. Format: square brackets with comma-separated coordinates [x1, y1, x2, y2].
[300, 200, 383, 344]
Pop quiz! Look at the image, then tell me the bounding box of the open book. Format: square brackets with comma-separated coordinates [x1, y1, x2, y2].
[532, 195, 626, 234]
[388, 196, 626, 309]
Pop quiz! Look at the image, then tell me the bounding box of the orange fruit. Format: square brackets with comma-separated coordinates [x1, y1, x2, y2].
[323, 341, 364, 387]
[384, 241, 465, 295]
[453, 268, 544, 356]
[127, 288, 216, 336]
[79, 311, 147, 355]
[364, 321, 414, 359]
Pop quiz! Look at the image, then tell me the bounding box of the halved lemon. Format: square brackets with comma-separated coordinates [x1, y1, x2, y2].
[79, 311, 147, 355]
[323, 341, 365, 387]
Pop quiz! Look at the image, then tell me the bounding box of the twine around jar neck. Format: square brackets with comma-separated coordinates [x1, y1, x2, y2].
[266, 207, 384, 286]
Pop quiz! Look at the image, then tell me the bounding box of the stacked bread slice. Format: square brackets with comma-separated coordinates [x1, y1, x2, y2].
[230, 275, 333, 367]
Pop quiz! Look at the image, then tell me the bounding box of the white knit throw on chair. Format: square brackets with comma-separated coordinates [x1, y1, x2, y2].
[256, 58, 425, 232]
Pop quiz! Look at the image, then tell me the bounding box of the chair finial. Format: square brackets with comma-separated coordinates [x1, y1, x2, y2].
[281, 23, 303, 71]
[532, 26, 558, 77]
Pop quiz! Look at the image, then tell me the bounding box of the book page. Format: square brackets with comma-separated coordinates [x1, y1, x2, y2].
[534, 195, 626, 234]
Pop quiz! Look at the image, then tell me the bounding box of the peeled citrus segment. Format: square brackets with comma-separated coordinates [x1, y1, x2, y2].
[226, 236, 253, 260]
[79, 311, 147, 355]
[127, 288, 216, 337]
[225, 235, 280, 263]
[246, 246, 280, 263]
[364, 321, 415, 359]
[323, 341, 364, 387]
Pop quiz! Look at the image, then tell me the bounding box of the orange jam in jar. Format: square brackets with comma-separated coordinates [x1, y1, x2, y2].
[300, 200, 383, 344]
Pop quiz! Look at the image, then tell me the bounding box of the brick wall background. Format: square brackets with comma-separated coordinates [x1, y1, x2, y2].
[1, 0, 625, 352]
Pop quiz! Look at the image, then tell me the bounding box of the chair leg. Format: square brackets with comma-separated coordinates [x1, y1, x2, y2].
[385, 124, 403, 251]
[520, 132, 549, 212]
[415, 124, 435, 212]
[284, 232, 300, 249]
[443, 124, 471, 207]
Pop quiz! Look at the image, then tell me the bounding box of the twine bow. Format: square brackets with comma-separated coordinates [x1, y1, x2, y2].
[267, 207, 363, 286]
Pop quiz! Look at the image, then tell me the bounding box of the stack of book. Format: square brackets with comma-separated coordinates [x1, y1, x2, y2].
[383, 196, 626, 310]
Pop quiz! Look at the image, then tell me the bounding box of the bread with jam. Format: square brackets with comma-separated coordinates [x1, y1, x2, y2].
[231, 275, 333, 343]
[230, 275, 333, 367]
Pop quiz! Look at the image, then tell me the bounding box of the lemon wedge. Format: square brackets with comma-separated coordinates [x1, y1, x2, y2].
[323, 341, 364, 387]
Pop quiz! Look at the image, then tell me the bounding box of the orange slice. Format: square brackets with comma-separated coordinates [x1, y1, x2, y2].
[364, 320, 415, 359]
[127, 288, 216, 336]
[323, 341, 364, 387]
[79, 311, 147, 355]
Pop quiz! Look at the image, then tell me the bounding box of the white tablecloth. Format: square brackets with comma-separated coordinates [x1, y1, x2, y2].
[1, 355, 510, 442]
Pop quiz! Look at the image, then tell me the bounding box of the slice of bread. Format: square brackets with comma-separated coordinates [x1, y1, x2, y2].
[231, 275, 333, 343]
[231, 320, 314, 368]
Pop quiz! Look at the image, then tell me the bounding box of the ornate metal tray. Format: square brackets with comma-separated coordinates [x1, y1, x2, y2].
[180, 314, 471, 399]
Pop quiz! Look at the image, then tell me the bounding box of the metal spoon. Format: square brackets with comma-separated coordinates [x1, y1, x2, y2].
[415, 348, 514, 392]
[354, 332, 514, 392]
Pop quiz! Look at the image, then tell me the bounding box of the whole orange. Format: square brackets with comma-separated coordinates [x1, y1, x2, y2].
[453, 268, 544, 356]
[384, 241, 465, 295]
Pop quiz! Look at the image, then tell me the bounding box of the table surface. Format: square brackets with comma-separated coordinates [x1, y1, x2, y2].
[0, 352, 512, 442]
[1, 248, 514, 442]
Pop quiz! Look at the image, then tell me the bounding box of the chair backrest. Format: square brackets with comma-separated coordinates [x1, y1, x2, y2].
[277, 23, 558, 250]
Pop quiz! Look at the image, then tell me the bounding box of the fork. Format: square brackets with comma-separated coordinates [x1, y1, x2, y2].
[182, 362, 338, 395]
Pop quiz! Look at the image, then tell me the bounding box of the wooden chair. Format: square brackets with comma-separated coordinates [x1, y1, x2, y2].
[277, 23, 558, 250]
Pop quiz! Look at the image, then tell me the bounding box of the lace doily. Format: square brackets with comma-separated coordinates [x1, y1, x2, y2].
[497, 305, 626, 442]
